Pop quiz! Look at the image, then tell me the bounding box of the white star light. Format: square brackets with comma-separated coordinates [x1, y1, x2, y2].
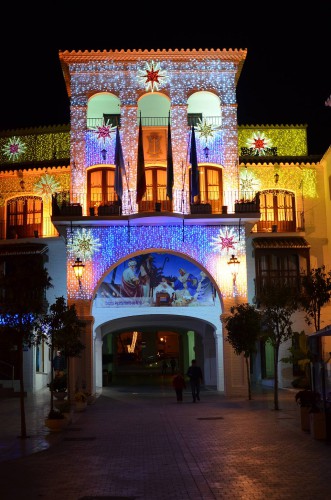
[33, 174, 61, 200]
[137, 60, 167, 92]
[196, 119, 216, 143]
[246, 131, 273, 156]
[2, 137, 27, 161]
[240, 171, 260, 193]
[69, 228, 102, 261]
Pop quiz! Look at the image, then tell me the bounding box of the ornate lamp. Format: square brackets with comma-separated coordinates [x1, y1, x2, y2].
[72, 257, 85, 287]
[227, 254, 240, 286]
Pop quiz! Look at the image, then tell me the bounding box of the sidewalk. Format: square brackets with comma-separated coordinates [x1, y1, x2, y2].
[0, 385, 330, 499]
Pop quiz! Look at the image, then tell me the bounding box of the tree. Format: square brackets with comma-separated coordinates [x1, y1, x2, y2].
[259, 284, 299, 411]
[34, 296, 85, 415]
[223, 303, 262, 400]
[300, 265, 331, 331]
[0, 254, 52, 438]
[281, 331, 313, 389]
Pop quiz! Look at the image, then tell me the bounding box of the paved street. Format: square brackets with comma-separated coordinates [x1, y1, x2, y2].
[0, 384, 330, 499]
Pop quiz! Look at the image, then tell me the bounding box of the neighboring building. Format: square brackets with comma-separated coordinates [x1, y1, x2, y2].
[0, 48, 330, 397]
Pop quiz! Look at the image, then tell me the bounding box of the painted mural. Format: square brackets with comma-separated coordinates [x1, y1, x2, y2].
[94, 252, 215, 308]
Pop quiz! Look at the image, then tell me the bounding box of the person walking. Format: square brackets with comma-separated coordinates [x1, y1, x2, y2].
[172, 372, 186, 402]
[186, 359, 203, 402]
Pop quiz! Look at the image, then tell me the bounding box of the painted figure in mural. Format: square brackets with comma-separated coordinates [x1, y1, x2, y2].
[121, 260, 144, 297]
[139, 254, 153, 297]
[173, 268, 198, 300]
[153, 277, 175, 302]
[193, 271, 213, 302]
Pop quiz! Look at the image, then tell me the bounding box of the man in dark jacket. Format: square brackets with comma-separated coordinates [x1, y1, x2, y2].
[186, 359, 203, 402]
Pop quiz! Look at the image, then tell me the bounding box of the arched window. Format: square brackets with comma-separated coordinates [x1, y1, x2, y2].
[87, 167, 118, 211]
[7, 196, 43, 239]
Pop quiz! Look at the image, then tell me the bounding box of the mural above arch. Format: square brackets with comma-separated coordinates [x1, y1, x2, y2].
[95, 252, 215, 308]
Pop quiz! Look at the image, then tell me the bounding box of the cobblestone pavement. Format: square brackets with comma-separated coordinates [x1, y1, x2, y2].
[0, 384, 330, 500]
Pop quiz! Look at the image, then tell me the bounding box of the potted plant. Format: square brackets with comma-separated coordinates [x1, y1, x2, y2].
[44, 408, 68, 432]
[295, 389, 320, 432]
[48, 372, 67, 400]
[74, 390, 88, 411]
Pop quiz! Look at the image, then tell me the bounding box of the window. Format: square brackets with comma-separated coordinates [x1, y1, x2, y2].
[6, 197, 42, 239]
[253, 236, 310, 301]
[87, 167, 118, 209]
[190, 166, 223, 212]
[257, 190, 296, 232]
[138, 167, 172, 212]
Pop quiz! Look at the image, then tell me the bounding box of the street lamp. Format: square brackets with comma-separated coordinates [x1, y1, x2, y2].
[72, 257, 85, 288]
[227, 254, 240, 287]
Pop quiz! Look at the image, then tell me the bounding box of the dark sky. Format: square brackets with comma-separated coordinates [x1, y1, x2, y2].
[1, 4, 330, 155]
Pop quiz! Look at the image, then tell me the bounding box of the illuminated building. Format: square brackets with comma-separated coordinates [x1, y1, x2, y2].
[0, 48, 330, 397]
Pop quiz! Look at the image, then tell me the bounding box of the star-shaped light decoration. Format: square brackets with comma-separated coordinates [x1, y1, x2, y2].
[196, 119, 216, 143]
[211, 227, 238, 255]
[246, 131, 273, 156]
[33, 174, 61, 201]
[137, 60, 167, 92]
[68, 228, 102, 261]
[92, 123, 117, 144]
[240, 171, 260, 193]
[2, 136, 27, 161]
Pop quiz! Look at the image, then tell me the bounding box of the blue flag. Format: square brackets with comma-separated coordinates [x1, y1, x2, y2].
[190, 126, 199, 203]
[166, 113, 174, 201]
[136, 115, 146, 203]
[114, 127, 126, 201]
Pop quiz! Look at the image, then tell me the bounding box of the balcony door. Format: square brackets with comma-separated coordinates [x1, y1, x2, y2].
[138, 167, 172, 212]
[257, 190, 296, 232]
[87, 167, 118, 211]
[190, 166, 223, 212]
[7, 197, 42, 239]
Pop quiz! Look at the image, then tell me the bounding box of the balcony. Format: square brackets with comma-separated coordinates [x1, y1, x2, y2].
[86, 116, 223, 129]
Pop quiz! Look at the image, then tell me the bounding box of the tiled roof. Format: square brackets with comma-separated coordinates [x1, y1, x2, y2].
[252, 237, 310, 249]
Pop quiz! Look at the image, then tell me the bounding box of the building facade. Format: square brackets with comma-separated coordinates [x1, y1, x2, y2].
[1, 48, 330, 397]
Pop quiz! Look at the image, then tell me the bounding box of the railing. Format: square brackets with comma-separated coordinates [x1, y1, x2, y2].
[86, 116, 223, 129]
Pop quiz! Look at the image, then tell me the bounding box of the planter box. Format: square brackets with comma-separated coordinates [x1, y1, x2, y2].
[235, 202, 259, 213]
[61, 203, 82, 216]
[98, 204, 121, 215]
[310, 412, 326, 440]
[190, 203, 212, 214]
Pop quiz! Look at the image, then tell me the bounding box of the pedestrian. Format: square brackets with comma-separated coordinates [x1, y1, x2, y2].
[172, 372, 186, 402]
[186, 359, 203, 402]
[170, 357, 176, 374]
[53, 350, 66, 376]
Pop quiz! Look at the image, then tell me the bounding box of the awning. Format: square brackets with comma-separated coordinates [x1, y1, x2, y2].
[0, 243, 48, 256]
[309, 326, 331, 337]
[252, 237, 310, 249]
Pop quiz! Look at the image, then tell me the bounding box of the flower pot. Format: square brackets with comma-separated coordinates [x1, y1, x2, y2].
[299, 406, 310, 431]
[75, 401, 87, 412]
[45, 417, 68, 432]
[53, 391, 67, 400]
[310, 412, 326, 440]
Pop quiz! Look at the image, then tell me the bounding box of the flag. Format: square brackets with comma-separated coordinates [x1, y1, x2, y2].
[190, 125, 199, 203]
[114, 127, 126, 201]
[136, 114, 146, 203]
[166, 112, 174, 201]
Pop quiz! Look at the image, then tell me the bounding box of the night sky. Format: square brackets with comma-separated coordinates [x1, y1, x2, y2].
[1, 4, 330, 155]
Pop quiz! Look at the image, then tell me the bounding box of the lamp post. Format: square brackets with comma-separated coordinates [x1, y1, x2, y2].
[227, 254, 240, 290]
[72, 257, 85, 288]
